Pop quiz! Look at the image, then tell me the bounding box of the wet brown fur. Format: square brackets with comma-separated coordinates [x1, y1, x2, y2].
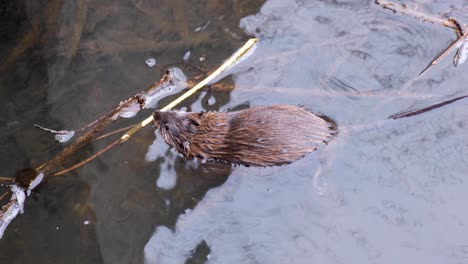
[153, 105, 338, 167]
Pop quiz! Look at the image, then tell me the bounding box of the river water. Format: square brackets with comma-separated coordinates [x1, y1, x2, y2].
[1, 0, 468, 263]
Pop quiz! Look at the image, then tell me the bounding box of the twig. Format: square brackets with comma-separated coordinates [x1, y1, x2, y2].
[94, 125, 136, 140]
[0, 191, 9, 202]
[389, 95, 468, 119]
[50, 38, 259, 177]
[417, 33, 468, 78]
[0, 177, 14, 182]
[376, 0, 468, 88]
[51, 139, 120, 177]
[38, 69, 182, 176]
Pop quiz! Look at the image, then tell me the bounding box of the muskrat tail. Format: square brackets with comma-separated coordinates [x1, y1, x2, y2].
[317, 113, 339, 138]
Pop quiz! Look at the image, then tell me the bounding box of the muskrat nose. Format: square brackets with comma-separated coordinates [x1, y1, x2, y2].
[152, 111, 163, 126]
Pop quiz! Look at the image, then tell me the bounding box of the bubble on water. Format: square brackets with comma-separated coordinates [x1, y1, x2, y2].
[207, 96, 216, 106]
[169, 67, 187, 83]
[194, 20, 211, 32]
[145, 57, 157, 67]
[183, 50, 191, 61]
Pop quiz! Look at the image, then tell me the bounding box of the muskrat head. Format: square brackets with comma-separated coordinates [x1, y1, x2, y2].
[153, 110, 201, 156]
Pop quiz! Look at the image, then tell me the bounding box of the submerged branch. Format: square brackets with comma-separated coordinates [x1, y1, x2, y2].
[94, 124, 136, 140]
[389, 95, 468, 119]
[38, 68, 187, 176]
[0, 191, 9, 202]
[0, 38, 258, 239]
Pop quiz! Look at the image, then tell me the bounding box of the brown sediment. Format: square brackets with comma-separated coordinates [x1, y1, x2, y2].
[153, 105, 338, 167]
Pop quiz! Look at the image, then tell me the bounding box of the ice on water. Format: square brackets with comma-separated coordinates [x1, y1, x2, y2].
[0, 185, 26, 239]
[112, 101, 141, 119]
[141, 67, 187, 109]
[34, 124, 75, 143]
[0, 172, 44, 239]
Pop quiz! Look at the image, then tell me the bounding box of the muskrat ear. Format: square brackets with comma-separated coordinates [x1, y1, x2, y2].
[152, 111, 162, 127]
[153, 111, 161, 120]
[187, 114, 201, 126]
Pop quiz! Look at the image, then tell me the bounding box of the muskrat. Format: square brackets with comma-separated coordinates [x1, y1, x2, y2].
[152, 105, 337, 167]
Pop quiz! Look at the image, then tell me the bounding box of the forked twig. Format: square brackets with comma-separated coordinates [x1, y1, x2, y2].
[376, 0, 467, 80]
[417, 32, 468, 77]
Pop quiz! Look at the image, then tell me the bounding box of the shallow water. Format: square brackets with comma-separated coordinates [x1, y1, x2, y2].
[1, 0, 468, 263]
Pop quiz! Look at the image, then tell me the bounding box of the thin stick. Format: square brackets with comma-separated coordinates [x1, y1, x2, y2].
[94, 124, 135, 141]
[51, 38, 259, 176]
[417, 34, 467, 78]
[0, 177, 14, 182]
[0, 191, 9, 202]
[122, 38, 259, 139]
[51, 140, 119, 177]
[389, 95, 468, 119]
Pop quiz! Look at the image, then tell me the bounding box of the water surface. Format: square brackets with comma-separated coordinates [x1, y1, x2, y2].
[1, 0, 468, 263]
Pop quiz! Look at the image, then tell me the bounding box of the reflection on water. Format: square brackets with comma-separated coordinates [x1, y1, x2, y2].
[0, 0, 262, 263]
[145, 0, 468, 263]
[1, 0, 468, 263]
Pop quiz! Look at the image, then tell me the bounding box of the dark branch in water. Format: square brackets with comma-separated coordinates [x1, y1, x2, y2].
[389, 95, 468, 119]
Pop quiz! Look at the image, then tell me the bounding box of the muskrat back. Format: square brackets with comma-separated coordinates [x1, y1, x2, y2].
[153, 105, 337, 166]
